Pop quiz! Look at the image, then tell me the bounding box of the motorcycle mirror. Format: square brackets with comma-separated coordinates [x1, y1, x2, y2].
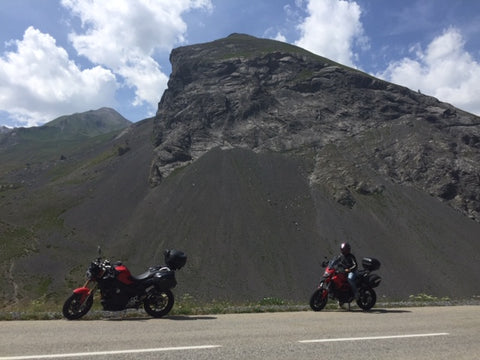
[321, 256, 328, 267]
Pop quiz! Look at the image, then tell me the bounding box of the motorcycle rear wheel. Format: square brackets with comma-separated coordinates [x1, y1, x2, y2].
[356, 287, 376, 311]
[310, 288, 328, 311]
[62, 293, 93, 320]
[144, 289, 174, 318]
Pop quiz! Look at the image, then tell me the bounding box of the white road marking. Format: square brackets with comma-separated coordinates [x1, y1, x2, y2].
[299, 332, 449, 343]
[0, 345, 222, 360]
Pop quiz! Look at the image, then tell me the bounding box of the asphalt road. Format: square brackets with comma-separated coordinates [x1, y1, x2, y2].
[0, 306, 479, 360]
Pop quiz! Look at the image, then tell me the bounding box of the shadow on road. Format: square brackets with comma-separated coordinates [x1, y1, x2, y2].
[369, 308, 411, 314]
[166, 315, 217, 321]
[346, 308, 412, 314]
[103, 314, 217, 321]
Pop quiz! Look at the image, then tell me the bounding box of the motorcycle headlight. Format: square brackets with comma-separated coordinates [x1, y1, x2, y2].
[87, 261, 102, 279]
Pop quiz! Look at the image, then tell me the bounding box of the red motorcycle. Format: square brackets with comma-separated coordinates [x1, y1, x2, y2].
[310, 256, 381, 311]
[62, 248, 186, 320]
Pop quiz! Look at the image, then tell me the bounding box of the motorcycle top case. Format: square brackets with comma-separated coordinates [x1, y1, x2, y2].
[164, 249, 187, 270]
[362, 257, 381, 271]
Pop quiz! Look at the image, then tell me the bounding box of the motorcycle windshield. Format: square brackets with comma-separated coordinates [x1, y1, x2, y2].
[328, 256, 346, 273]
[329, 256, 342, 267]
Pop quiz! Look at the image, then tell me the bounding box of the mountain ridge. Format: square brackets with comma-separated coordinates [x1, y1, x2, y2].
[43, 107, 131, 138]
[0, 107, 131, 170]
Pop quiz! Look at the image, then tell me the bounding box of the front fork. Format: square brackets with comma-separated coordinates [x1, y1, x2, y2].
[73, 279, 97, 304]
[318, 281, 330, 299]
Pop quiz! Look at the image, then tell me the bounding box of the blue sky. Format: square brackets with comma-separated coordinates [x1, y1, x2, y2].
[1, 0, 479, 128]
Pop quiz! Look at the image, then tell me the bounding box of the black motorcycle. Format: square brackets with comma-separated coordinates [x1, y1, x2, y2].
[62, 248, 186, 320]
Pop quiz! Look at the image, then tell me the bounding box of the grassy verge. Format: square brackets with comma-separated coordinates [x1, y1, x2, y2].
[1, 294, 479, 321]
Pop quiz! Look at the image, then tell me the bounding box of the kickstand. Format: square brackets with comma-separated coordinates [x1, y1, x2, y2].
[347, 302, 351, 311]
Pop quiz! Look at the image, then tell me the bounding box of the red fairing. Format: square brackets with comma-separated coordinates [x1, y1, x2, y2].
[72, 287, 91, 303]
[333, 272, 349, 290]
[73, 287, 90, 295]
[115, 265, 134, 285]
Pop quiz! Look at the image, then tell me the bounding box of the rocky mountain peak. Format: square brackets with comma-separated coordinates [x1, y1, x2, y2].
[151, 34, 480, 221]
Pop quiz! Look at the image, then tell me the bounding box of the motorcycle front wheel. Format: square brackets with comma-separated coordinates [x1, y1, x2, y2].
[356, 287, 376, 311]
[310, 288, 328, 311]
[62, 293, 93, 320]
[144, 289, 174, 318]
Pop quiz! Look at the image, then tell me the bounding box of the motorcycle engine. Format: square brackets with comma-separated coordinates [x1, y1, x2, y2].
[99, 276, 135, 311]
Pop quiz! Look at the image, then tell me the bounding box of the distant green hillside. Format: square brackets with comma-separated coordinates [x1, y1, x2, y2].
[43, 107, 131, 139]
[0, 108, 131, 170]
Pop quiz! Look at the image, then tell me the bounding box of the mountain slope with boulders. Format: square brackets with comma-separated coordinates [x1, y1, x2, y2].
[1, 35, 479, 308]
[144, 34, 480, 302]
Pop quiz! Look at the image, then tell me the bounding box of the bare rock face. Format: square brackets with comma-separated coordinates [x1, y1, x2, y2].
[151, 33, 480, 221]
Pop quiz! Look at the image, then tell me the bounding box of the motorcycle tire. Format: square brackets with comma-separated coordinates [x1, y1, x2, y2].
[62, 293, 93, 320]
[144, 289, 174, 318]
[356, 287, 376, 311]
[309, 288, 328, 311]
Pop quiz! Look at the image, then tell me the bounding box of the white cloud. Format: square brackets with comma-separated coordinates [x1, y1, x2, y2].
[0, 26, 117, 127]
[294, 0, 367, 67]
[378, 27, 480, 115]
[0, 0, 212, 127]
[273, 32, 287, 42]
[61, 0, 212, 112]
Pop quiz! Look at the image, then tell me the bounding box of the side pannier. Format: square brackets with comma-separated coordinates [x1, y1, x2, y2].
[153, 268, 177, 290]
[368, 273, 382, 288]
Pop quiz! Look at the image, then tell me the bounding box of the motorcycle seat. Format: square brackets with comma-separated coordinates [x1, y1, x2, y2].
[131, 266, 170, 281]
[131, 270, 153, 281]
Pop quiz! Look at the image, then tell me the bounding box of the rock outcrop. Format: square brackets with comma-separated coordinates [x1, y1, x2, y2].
[151, 33, 480, 221]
